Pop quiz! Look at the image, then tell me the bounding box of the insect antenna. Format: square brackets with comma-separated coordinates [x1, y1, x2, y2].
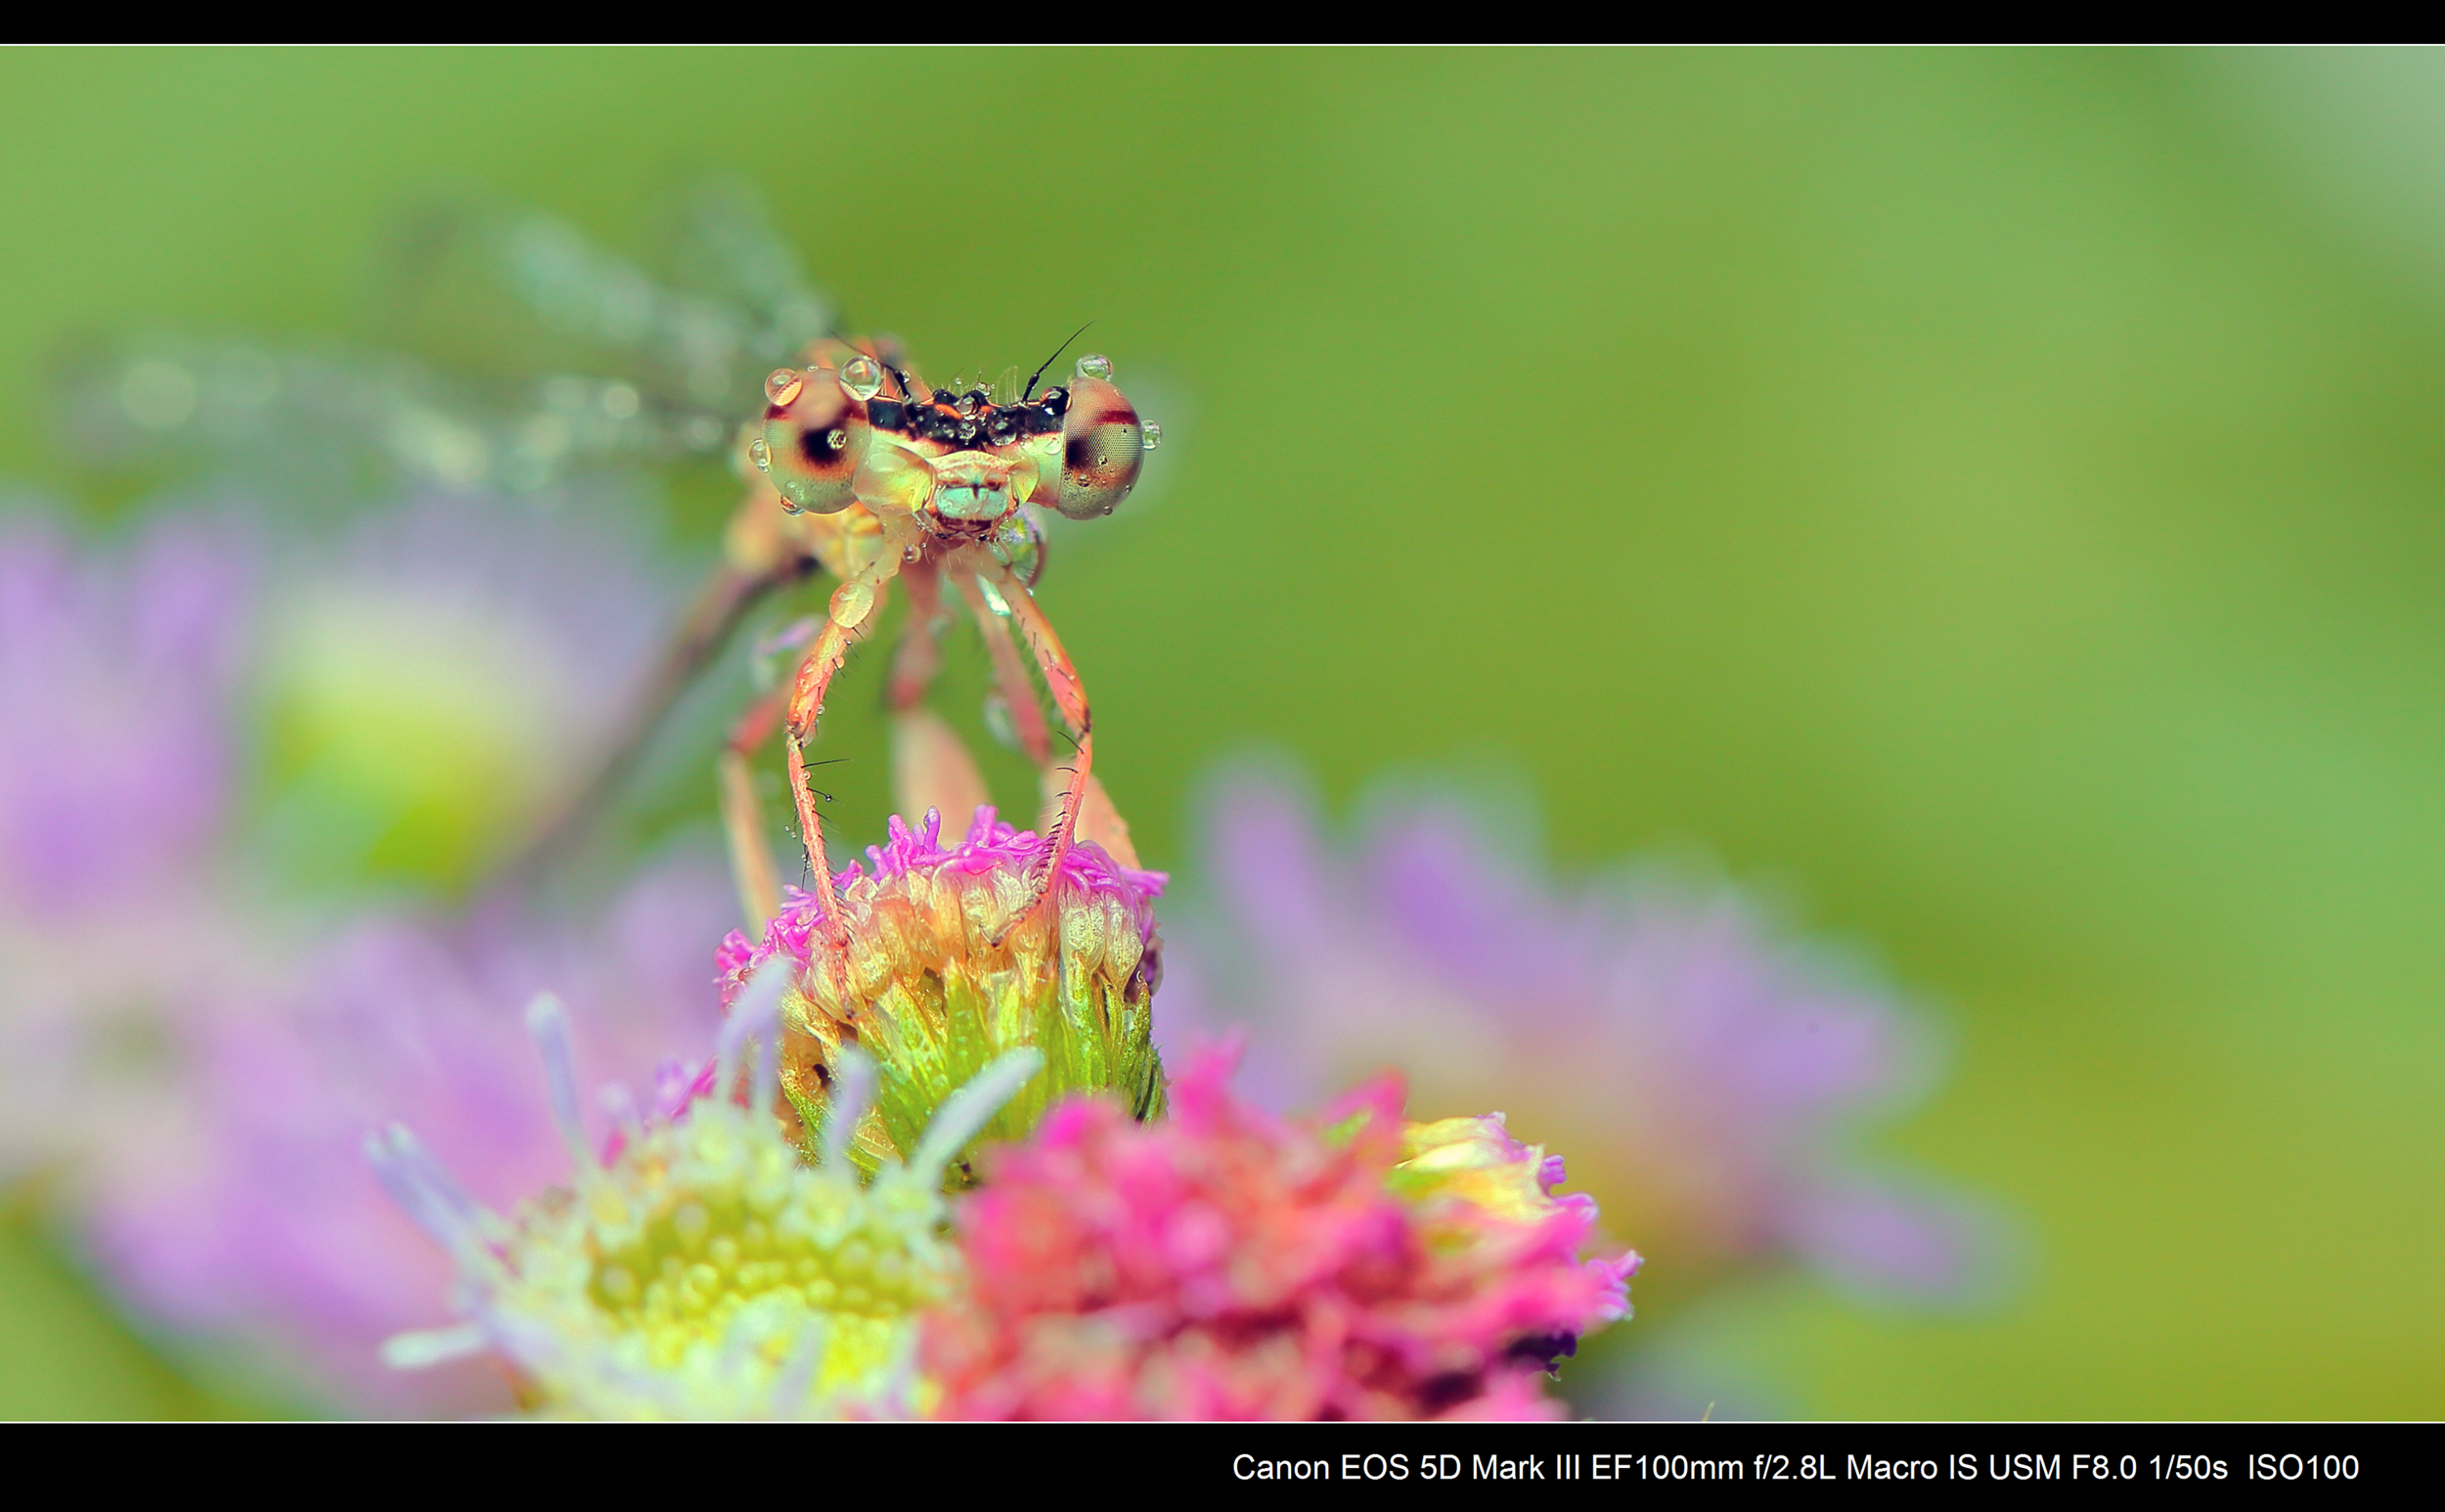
[1023, 321, 1096, 400]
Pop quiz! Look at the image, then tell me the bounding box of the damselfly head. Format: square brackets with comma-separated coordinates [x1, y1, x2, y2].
[756, 342, 1149, 527]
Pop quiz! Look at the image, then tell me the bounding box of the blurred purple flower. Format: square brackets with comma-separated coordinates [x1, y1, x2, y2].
[0, 489, 738, 1412]
[86, 857, 731, 1415]
[0, 510, 253, 908]
[1157, 761, 2003, 1305]
[0, 508, 277, 1189]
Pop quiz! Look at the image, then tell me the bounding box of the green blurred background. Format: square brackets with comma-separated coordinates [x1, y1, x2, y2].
[2, 47, 2441, 1417]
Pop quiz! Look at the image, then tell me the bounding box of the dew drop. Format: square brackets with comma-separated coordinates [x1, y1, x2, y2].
[766, 368, 805, 407]
[748, 435, 771, 470]
[1141, 422, 1163, 451]
[839, 356, 884, 401]
[1075, 353, 1114, 380]
[990, 516, 1044, 584]
[830, 580, 876, 629]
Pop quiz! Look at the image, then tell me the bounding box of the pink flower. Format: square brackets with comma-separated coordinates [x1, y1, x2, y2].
[714, 806, 1167, 1001]
[923, 1045, 1636, 1420]
[716, 807, 1171, 1179]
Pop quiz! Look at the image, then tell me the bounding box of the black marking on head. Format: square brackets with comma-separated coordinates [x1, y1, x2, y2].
[864, 381, 1069, 450]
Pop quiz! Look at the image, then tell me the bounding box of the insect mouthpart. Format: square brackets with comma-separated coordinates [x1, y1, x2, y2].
[935, 479, 1011, 520]
[929, 454, 1026, 523]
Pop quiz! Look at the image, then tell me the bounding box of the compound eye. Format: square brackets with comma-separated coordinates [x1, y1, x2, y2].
[1050, 375, 1143, 520]
[759, 370, 871, 514]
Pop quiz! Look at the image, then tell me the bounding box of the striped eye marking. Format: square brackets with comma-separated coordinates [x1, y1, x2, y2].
[1048, 376, 1143, 520]
[760, 370, 870, 514]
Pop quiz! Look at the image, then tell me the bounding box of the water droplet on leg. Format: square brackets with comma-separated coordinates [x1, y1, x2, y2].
[989, 512, 1045, 586]
[829, 580, 876, 629]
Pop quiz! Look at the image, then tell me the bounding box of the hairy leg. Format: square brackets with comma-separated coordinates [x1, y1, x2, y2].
[951, 563, 1141, 867]
[777, 590, 881, 945]
[961, 551, 1098, 912]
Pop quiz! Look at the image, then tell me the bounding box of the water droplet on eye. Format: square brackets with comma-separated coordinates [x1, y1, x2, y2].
[830, 580, 876, 629]
[839, 356, 883, 401]
[1141, 422, 1162, 451]
[766, 369, 805, 406]
[982, 693, 1018, 750]
[748, 436, 771, 470]
[1075, 353, 1113, 380]
[825, 428, 847, 450]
